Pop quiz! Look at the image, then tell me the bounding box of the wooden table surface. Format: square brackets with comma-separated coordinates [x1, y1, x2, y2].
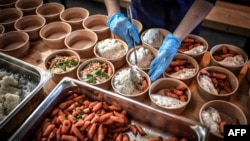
[21, 39, 250, 124]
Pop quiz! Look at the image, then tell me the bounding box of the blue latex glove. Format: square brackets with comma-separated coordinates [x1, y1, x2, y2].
[107, 13, 140, 47]
[148, 33, 181, 81]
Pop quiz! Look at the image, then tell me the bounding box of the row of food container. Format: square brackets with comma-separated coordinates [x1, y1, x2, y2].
[0, 0, 250, 141]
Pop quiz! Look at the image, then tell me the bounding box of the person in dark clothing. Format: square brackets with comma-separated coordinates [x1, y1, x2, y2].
[104, 0, 216, 81]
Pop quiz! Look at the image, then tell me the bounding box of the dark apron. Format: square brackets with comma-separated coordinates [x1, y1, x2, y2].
[131, 0, 200, 34]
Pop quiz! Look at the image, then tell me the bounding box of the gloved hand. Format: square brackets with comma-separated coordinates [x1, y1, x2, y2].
[148, 33, 181, 81]
[107, 13, 140, 47]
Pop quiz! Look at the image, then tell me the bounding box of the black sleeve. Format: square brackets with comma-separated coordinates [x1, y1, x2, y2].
[206, 0, 216, 5]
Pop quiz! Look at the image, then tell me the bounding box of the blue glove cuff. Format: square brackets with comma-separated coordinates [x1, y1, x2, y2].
[159, 33, 181, 52]
[107, 13, 125, 27]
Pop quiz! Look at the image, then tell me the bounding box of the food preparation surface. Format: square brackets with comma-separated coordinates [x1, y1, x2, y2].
[21, 39, 250, 124]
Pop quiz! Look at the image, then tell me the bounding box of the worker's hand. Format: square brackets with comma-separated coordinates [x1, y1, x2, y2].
[148, 33, 181, 81]
[107, 13, 140, 47]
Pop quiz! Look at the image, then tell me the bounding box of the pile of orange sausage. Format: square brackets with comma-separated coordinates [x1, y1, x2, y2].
[35, 93, 146, 141]
[212, 45, 237, 61]
[34, 93, 190, 141]
[178, 37, 203, 52]
[163, 83, 188, 102]
[200, 69, 233, 93]
[219, 118, 239, 134]
[165, 59, 194, 73]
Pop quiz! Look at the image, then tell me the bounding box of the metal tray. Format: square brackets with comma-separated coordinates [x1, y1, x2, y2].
[9, 77, 209, 141]
[0, 53, 52, 139]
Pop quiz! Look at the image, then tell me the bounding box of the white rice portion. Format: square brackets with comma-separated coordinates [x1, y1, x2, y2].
[201, 107, 222, 134]
[219, 54, 245, 66]
[96, 39, 126, 59]
[0, 93, 20, 114]
[129, 47, 154, 68]
[151, 94, 186, 108]
[199, 75, 218, 94]
[169, 68, 197, 79]
[0, 69, 37, 121]
[113, 68, 141, 95]
[184, 45, 205, 54]
[142, 28, 164, 47]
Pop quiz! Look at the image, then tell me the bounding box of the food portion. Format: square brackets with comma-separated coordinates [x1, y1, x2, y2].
[165, 58, 197, 79]
[213, 45, 245, 66]
[0, 69, 38, 121]
[96, 39, 126, 59]
[151, 83, 188, 108]
[178, 36, 206, 54]
[112, 68, 148, 95]
[201, 107, 239, 135]
[33, 93, 191, 141]
[47, 55, 79, 74]
[129, 46, 154, 68]
[142, 28, 164, 47]
[199, 69, 233, 94]
[79, 60, 113, 84]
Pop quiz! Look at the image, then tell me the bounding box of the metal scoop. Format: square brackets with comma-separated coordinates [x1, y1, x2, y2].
[127, 6, 143, 89]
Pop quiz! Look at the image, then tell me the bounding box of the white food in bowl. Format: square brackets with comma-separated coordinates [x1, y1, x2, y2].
[218, 54, 245, 66]
[184, 45, 205, 54]
[201, 107, 221, 134]
[199, 75, 218, 94]
[113, 68, 141, 95]
[142, 28, 164, 46]
[129, 47, 154, 67]
[170, 68, 197, 79]
[96, 39, 126, 59]
[151, 94, 186, 108]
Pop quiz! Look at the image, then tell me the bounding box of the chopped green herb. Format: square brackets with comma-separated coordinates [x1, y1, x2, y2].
[71, 59, 78, 66]
[54, 58, 78, 72]
[83, 74, 97, 83]
[95, 69, 109, 78]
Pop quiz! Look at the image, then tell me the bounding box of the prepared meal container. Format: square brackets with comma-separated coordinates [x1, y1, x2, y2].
[199, 100, 247, 141]
[149, 78, 191, 115]
[44, 49, 80, 83]
[0, 53, 52, 139]
[111, 67, 151, 101]
[77, 58, 115, 90]
[94, 38, 128, 69]
[141, 28, 169, 49]
[178, 34, 208, 62]
[126, 45, 157, 71]
[210, 44, 248, 76]
[196, 66, 239, 101]
[10, 77, 209, 141]
[164, 53, 199, 86]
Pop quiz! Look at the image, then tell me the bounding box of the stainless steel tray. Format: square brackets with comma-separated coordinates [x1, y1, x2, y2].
[0, 53, 52, 139]
[10, 77, 209, 141]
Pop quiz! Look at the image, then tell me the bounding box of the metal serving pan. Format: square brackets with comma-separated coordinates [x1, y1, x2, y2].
[0, 53, 52, 139]
[10, 77, 209, 141]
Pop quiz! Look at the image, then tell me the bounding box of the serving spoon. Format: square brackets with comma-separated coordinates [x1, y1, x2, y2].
[127, 5, 143, 89]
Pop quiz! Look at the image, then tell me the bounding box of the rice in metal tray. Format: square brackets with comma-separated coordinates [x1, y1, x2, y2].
[0, 53, 52, 140]
[10, 77, 209, 141]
